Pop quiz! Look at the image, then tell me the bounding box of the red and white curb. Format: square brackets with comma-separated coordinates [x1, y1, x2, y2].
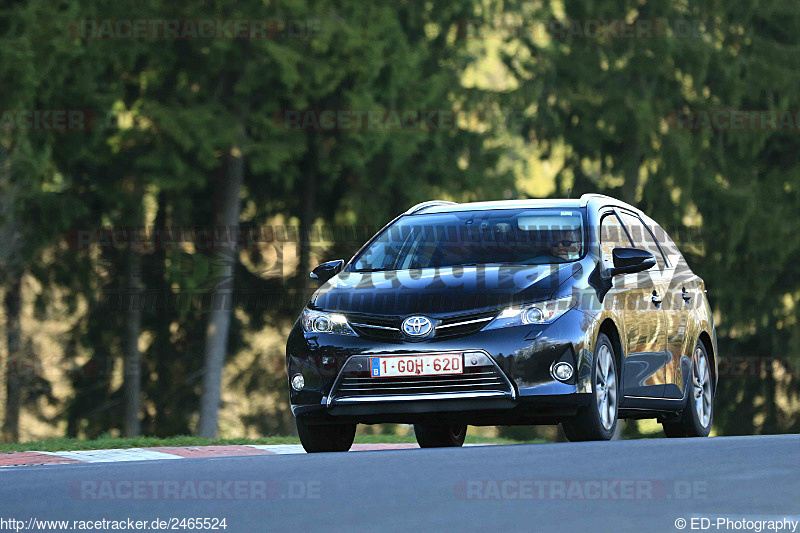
[0, 443, 489, 468]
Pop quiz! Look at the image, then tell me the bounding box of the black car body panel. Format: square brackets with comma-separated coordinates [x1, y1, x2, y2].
[286, 194, 718, 427]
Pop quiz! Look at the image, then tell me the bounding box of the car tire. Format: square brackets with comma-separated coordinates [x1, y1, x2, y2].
[296, 418, 356, 453]
[562, 332, 619, 442]
[413, 423, 467, 448]
[662, 339, 713, 438]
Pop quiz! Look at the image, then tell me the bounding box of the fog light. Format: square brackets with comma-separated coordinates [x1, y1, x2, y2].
[553, 362, 573, 381]
[291, 373, 305, 391]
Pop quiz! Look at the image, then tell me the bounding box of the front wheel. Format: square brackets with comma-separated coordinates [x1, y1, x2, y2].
[662, 340, 713, 438]
[296, 418, 356, 453]
[414, 423, 467, 448]
[562, 332, 619, 442]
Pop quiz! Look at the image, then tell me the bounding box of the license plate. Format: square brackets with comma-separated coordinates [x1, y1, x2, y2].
[369, 354, 464, 377]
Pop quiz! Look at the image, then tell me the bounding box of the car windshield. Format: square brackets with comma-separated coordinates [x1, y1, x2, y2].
[352, 208, 585, 271]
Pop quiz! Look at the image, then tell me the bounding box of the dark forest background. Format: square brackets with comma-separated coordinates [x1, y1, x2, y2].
[1, 0, 798, 442]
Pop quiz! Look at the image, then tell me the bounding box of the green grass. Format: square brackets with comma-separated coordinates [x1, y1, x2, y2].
[0, 433, 536, 453]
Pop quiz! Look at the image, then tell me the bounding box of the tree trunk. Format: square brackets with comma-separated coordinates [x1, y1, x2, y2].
[2, 271, 22, 442]
[197, 123, 246, 438]
[298, 133, 317, 310]
[150, 192, 174, 436]
[123, 249, 142, 437]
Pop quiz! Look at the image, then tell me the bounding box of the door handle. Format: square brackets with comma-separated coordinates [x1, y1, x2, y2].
[682, 287, 691, 303]
[651, 290, 662, 305]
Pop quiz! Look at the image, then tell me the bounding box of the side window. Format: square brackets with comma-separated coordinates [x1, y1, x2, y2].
[600, 212, 632, 265]
[618, 211, 667, 270]
[649, 222, 684, 269]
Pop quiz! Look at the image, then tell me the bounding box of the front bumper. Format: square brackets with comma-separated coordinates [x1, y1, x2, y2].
[286, 308, 595, 425]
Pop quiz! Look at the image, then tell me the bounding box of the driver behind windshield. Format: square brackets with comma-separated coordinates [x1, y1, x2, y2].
[549, 228, 581, 261]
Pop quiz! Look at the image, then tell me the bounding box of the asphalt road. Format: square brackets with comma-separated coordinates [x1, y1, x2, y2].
[2, 435, 798, 533]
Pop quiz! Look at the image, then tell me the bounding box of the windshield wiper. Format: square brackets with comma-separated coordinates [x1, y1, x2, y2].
[451, 262, 518, 267]
[355, 262, 525, 272]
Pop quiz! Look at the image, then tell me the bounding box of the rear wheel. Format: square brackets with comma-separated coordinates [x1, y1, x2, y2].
[414, 423, 467, 448]
[662, 340, 713, 438]
[562, 332, 619, 442]
[296, 418, 356, 453]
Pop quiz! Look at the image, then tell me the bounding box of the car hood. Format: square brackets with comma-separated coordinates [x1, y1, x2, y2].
[309, 264, 578, 316]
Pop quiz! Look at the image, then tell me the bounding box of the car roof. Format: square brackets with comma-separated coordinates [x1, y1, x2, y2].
[405, 194, 643, 216]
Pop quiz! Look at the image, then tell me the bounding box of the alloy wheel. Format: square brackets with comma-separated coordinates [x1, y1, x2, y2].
[693, 347, 712, 428]
[595, 344, 617, 430]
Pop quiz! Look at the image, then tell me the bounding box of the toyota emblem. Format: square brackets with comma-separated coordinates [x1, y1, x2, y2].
[401, 316, 433, 337]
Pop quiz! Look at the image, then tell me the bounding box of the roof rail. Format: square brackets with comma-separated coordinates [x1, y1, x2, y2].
[579, 193, 616, 206]
[404, 200, 457, 215]
[579, 193, 643, 212]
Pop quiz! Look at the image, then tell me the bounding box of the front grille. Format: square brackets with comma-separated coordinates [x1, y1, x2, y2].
[347, 310, 496, 341]
[348, 314, 402, 341]
[436, 311, 496, 338]
[328, 353, 515, 404]
[335, 371, 509, 396]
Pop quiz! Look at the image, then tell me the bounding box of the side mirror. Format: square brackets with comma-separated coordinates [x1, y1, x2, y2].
[609, 248, 656, 276]
[310, 259, 344, 283]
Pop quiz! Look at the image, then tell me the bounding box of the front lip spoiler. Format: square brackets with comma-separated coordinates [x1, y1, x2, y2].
[329, 390, 512, 405]
[324, 350, 517, 408]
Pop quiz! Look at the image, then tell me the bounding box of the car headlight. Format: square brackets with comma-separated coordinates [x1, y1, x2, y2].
[301, 309, 357, 336]
[483, 296, 574, 330]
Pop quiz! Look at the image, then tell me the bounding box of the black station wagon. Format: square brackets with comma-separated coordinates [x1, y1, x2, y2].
[286, 194, 717, 452]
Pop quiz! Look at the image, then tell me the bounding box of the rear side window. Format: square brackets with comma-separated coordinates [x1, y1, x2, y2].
[618, 211, 667, 270]
[648, 222, 684, 268]
[600, 213, 632, 266]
